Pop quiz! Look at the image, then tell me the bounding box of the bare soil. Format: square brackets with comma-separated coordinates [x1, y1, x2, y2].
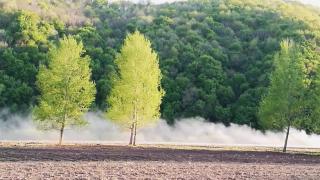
[0, 144, 319, 179]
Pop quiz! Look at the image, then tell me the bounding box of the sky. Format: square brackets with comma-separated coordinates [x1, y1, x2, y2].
[298, 0, 320, 7]
[125, 0, 320, 7]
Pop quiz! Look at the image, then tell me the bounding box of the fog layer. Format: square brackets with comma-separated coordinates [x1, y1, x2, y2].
[0, 111, 319, 147]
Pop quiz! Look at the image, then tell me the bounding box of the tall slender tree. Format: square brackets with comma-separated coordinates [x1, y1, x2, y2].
[33, 36, 96, 145]
[258, 39, 305, 152]
[107, 31, 164, 145]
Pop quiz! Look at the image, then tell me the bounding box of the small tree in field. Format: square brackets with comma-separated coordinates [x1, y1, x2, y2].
[259, 39, 305, 152]
[107, 31, 164, 146]
[33, 36, 96, 145]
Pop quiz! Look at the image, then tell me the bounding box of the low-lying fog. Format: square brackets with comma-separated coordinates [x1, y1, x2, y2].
[0, 111, 319, 148]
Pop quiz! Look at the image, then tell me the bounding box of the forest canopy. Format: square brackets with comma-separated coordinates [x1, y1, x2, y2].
[1, 0, 320, 132]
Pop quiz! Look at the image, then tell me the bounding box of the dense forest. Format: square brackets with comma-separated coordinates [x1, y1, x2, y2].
[1, 0, 320, 132]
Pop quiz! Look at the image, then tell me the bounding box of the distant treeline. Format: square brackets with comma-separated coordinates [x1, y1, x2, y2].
[1, 0, 320, 132]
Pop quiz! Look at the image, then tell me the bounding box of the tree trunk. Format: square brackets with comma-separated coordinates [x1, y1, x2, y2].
[59, 122, 65, 146]
[133, 122, 137, 146]
[132, 102, 138, 146]
[283, 123, 291, 153]
[129, 122, 134, 145]
[60, 80, 68, 146]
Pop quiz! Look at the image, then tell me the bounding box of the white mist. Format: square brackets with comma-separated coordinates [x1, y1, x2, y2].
[0, 111, 319, 148]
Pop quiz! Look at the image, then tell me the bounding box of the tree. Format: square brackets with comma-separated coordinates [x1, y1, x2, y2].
[258, 39, 305, 152]
[6, 11, 54, 46]
[33, 36, 96, 145]
[107, 31, 164, 146]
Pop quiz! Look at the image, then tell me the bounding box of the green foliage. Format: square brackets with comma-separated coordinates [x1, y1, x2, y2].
[1, 0, 320, 134]
[75, 25, 115, 110]
[107, 31, 164, 128]
[258, 40, 305, 131]
[33, 36, 96, 133]
[295, 41, 320, 134]
[6, 11, 54, 46]
[0, 11, 52, 112]
[93, 0, 108, 8]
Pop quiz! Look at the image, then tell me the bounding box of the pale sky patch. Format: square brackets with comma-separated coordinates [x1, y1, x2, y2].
[298, 0, 320, 7]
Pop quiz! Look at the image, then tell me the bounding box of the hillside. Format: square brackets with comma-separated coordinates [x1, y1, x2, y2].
[0, 0, 320, 131]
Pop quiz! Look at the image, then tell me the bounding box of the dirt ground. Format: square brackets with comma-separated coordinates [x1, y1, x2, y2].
[0, 144, 319, 179]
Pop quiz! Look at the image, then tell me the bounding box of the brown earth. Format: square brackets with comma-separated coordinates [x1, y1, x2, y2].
[0, 144, 319, 179]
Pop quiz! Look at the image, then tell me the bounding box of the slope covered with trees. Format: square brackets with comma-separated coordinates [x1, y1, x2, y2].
[1, 0, 320, 132]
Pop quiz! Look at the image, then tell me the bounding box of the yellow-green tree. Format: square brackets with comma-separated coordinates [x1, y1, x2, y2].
[107, 31, 164, 145]
[33, 36, 96, 145]
[258, 39, 305, 152]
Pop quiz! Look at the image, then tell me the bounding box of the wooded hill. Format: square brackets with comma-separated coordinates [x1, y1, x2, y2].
[1, 0, 320, 132]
